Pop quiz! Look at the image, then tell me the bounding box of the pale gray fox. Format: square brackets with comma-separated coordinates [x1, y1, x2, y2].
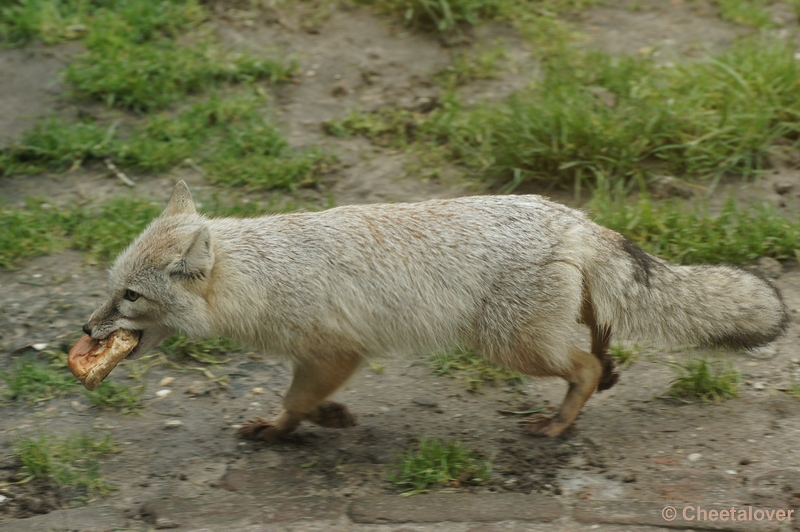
[82, 181, 788, 439]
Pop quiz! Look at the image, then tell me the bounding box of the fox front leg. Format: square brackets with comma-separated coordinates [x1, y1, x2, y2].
[236, 353, 363, 442]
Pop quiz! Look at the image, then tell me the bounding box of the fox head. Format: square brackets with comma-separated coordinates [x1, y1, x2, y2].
[83, 181, 216, 357]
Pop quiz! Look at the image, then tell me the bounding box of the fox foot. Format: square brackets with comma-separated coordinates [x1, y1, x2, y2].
[304, 401, 358, 428]
[597, 356, 620, 392]
[521, 414, 570, 437]
[236, 417, 292, 442]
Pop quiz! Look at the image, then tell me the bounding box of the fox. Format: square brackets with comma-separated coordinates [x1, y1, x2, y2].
[83, 181, 788, 440]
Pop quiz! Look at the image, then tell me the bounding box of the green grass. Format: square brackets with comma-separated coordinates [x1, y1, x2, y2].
[716, 0, 775, 28]
[389, 437, 491, 494]
[0, 0, 205, 46]
[610, 344, 639, 370]
[13, 432, 116, 499]
[0, 0, 294, 112]
[356, 0, 594, 39]
[1, 95, 329, 190]
[85, 381, 145, 414]
[429, 348, 524, 391]
[160, 333, 241, 365]
[590, 191, 800, 265]
[329, 37, 800, 189]
[1, 355, 78, 403]
[664, 357, 741, 403]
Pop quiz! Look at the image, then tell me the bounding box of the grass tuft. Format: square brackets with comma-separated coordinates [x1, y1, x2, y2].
[13, 432, 116, 499]
[1, 355, 78, 403]
[429, 348, 524, 391]
[160, 333, 241, 365]
[590, 191, 800, 265]
[610, 344, 639, 370]
[85, 381, 145, 414]
[389, 437, 491, 494]
[664, 356, 741, 403]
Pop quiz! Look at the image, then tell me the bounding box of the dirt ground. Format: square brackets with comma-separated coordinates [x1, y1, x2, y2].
[1, 1, 800, 531]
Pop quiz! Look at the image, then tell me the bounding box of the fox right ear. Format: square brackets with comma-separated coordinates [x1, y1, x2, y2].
[163, 180, 197, 216]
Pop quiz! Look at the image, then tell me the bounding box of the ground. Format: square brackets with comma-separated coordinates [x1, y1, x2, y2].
[1, 1, 800, 531]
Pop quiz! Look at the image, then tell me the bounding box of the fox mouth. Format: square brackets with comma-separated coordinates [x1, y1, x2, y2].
[127, 330, 146, 359]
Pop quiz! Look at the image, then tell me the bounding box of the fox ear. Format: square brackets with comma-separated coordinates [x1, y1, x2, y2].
[169, 225, 213, 280]
[163, 180, 197, 216]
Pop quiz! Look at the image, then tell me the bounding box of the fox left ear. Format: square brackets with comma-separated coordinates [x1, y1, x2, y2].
[163, 180, 197, 217]
[169, 225, 213, 280]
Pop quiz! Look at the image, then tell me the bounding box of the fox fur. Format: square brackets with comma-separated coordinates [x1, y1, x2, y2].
[84, 181, 788, 439]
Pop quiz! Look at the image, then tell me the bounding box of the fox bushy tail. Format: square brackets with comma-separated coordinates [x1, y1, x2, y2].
[582, 228, 789, 350]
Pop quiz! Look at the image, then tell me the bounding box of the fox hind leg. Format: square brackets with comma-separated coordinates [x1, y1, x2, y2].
[237, 352, 363, 442]
[521, 347, 602, 437]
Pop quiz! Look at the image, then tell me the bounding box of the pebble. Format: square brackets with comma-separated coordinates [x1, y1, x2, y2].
[163, 420, 183, 429]
[32, 343, 48, 351]
[155, 517, 181, 529]
[725, 470, 737, 475]
[0, 494, 8, 504]
[774, 182, 794, 195]
[752, 382, 767, 390]
[156, 389, 172, 398]
[159, 377, 176, 386]
[251, 387, 264, 394]
[687, 453, 702, 462]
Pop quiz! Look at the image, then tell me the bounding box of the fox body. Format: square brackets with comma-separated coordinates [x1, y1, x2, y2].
[84, 181, 788, 438]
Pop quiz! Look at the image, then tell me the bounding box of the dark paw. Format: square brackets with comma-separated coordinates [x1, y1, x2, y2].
[305, 401, 358, 428]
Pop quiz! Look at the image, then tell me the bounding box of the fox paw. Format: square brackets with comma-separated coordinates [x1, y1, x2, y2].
[305, 401, 358, 428]
[521, 414, 569, 437]
[236, 417, 289, 442]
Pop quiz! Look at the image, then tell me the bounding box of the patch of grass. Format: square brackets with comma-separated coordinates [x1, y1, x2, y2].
[13, 432, 116, 499]
[0, 0, 204, 46]
[357, 0, 505, 33]
[716, 0, 775, 28]
[590, 191, 800, 265]
[1, 355, 78, 403]
[0, 200, 72, 268]
[390, 437, 491, 494]
[1, 95, 329, 190]
[330, 37, 800, 189]
[664, 357, 741, 403]
[160, 333, 241, 364]
[85, 381, 145, 414]
[610, 344, 639, 370]
[67, 41, 293, 113]
[784, 379, 800, 399]
[429, 348, 524, 391]
[437, 43, 509, 87]
[69, 198, 164, 264]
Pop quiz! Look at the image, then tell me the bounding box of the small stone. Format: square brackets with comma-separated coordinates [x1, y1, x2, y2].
[185, 381, 211, 397]
[687, 453, 702, 462]
[251, 387, 264, 394]
[739, 458, 751, 466]
[155, 517, 180, 529]
[32, 343, 48, 351]
[159, 377, 175, 387]
[774, 182, 794, 195]
[413, 398, 438, 407]
[725, 470, 737, 475]
[0, 494, 8, 504]
[752, 382, 767, 390]
[163, 420, 183, 429]
[622, 473, 637, 483]
[156, 389, 172, 398]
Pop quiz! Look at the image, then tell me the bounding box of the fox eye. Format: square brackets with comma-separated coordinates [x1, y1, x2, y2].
[124, 289, 140, 302]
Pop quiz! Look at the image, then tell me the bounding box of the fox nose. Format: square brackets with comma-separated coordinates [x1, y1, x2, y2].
[82, 323, 92, 336]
